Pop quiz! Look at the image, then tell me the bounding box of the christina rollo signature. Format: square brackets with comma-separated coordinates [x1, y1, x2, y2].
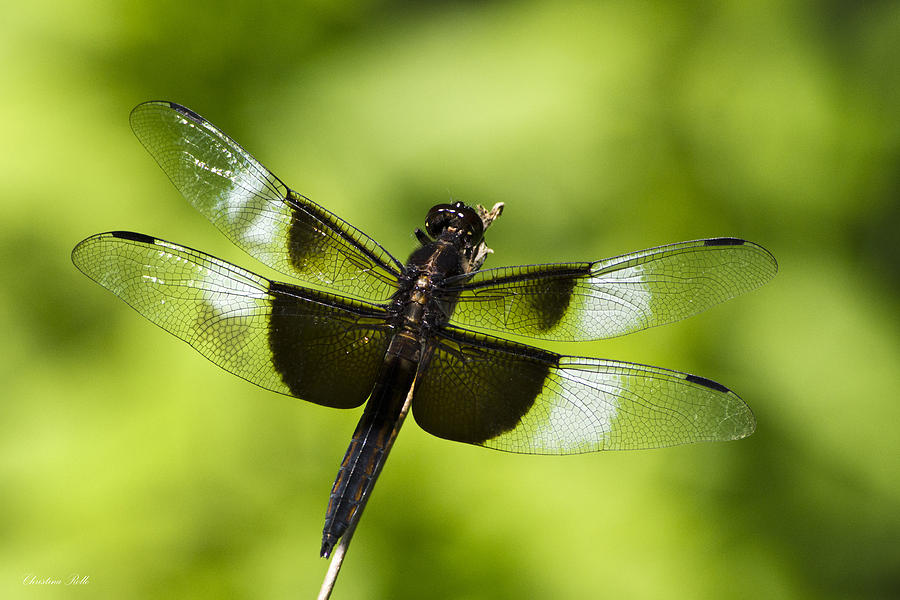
[22, 574, 90, 585]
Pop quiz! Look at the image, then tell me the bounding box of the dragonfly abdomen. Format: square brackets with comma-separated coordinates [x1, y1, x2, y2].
[320, 354, 416, 558]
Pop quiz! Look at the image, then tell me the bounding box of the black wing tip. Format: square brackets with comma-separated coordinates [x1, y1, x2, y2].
[168, 102, 208, 124]
[74, 231, 160, 246]
[131, 100, 208, 125]
[110, 230, 158, 245]
[685, 373, 731, 393]
[704, 237, 779, 273]
[704, 237, 746, 247]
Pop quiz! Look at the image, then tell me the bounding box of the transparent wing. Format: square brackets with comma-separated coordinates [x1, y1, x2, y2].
[444, 238, 777, 341]
[413, 326, 754, 454]
[72, 231, 392, 408]
[129, 101, 402, 302]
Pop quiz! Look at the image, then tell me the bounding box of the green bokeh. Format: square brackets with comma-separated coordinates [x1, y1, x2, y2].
[2, 1, 898, 598]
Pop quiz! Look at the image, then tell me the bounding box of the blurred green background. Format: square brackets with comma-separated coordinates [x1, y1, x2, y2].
[2, 1, 898, 598]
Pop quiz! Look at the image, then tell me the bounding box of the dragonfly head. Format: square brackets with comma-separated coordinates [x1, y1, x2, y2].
[424, 201, 484, 247]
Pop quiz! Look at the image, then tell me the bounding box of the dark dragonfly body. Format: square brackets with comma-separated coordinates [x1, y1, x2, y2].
[321, 203, 485, 557]
[72, 101, 777, 559]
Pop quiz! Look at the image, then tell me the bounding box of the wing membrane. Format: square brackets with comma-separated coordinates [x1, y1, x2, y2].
[412, 326, 754, 454]
[129, 101, 402, 302]
[72, 231, 392, 408]
[444, 238, 777, 341]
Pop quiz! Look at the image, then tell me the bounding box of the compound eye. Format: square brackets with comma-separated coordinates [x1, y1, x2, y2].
[424, 204, 454, 237]
[460, 209, 484, 244]
[423, 202, 484, 243]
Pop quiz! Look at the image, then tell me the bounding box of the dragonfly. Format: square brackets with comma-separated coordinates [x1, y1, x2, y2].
[72, 101, 777, 558]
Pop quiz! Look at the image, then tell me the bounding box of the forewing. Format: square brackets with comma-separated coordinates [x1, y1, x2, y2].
[72, 231, 392, 408]
[412, 326, 754, 454]
[129, 101, 402, 302]
[445, 238, 777, 341]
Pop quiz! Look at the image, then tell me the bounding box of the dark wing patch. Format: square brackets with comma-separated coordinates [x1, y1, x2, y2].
[412, 326, 755, 454]
[268, 282, 392, 407]
[129, 101, 402, 302]
[413, 327, 554, 445]
[72, 232, 391, 408]
[443, 238, 777, 341]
